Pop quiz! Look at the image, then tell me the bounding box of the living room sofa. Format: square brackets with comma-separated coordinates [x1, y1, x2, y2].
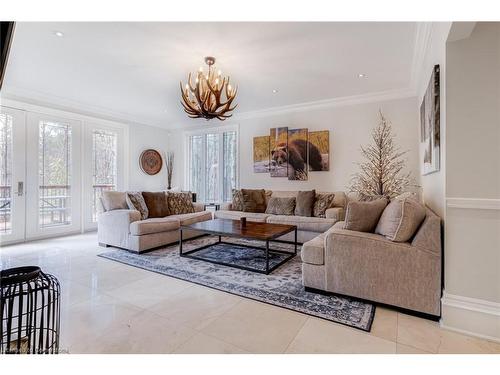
[301, 207, 442, 317]
[215, 190, 347, 243]
[97, 192, 212, 253]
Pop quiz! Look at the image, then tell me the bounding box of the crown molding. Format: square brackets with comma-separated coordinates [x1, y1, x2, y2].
[410, 22, 433, 93]
[1, 85, 165, 129]
[233, 87, 417, 121]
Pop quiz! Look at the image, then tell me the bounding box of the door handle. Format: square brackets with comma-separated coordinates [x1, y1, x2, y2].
[15, 181, 24, 197]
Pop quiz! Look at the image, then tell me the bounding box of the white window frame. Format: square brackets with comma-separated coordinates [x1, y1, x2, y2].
[184, 124, 239, 203]
[82, 121, 128, 231]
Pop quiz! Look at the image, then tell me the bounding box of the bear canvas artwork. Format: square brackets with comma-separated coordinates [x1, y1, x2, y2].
[308, 130, 329, 171]
[255, 126, 330, 181]
[286, 128, 308, 180]
[269, 127, 288, 177]
[253, 136, 270, 173]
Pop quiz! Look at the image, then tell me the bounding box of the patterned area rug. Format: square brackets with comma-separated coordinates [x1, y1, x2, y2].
[99, 236, 375, 331]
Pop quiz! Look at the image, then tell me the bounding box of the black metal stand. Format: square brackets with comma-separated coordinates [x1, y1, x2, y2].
[179, 228, 298, 275]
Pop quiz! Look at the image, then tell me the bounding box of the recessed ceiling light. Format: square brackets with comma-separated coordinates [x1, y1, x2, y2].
[358, 73, 367, 78]
[272, 89, 278, 93]
[54, 31, 64, 37]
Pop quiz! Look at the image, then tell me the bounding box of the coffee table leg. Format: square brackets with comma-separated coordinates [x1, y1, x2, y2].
[218, 235, 221, 243]
[294, 228, 297, 255]
[179, 229, 183, 255]
[265, 240, 270, 274]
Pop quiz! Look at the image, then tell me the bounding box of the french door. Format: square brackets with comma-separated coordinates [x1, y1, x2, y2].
[25, 112, 82, 239]
[0, 107, 26, 245]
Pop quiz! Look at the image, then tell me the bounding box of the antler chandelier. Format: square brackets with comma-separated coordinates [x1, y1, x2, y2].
[180, 56, 238, 120]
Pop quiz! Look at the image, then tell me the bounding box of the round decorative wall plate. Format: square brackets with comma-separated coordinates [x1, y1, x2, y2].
[139, 149, 163, 175]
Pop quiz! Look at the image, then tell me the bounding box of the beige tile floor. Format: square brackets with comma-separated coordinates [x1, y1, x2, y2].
[1, 232, 499, 354]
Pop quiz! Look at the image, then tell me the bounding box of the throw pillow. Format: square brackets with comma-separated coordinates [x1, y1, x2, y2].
[167, 191, 195, 215]
[375, 198, 426, 242]
[126, 191, 149, 220]
[313, 193, 336, 218]
[141, 192, 170, 218]
[295, 190, 316, 217]
[241, 189, 267, 213]
[101, 191, 128, 211]
[265, 197, 296, 215]
[232, 189, 244, 211]
[343, 198, 388, 232]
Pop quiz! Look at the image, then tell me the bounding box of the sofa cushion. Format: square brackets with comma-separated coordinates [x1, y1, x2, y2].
[126, 192, 149, 220]
[266, 215, 335, 232]
[295, 190, 316, 217]
[301, 233, 326, 265]
[265, 197, 296, 215]
[214, 210, 270, 223]
[130, 217, 179, 236]
[343, 198, 388, 232]
[142, 192, 170, 218]
[170, 211, 212, 226]
[101, 191, 128, 211]
[241, 189, 267, 213]
[313, 193, 335, 218]
[375, 198, 426, 242]
[167, 191, 194, 215]
[231, 189, 245, 211]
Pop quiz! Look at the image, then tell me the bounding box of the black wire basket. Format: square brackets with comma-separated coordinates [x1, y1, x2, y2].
[1, 266, 61, 354]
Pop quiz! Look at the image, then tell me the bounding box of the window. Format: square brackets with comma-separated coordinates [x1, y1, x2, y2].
[38, 121, 72, 228]
[186, 128, 238, 203]
[0, 113, 12, 233]
[92, 129, 118, 222]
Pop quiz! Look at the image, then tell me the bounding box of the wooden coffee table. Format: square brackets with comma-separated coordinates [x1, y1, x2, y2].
[179, 219, 297, 274]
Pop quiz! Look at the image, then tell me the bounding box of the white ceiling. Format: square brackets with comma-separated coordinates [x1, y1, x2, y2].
[3, 22, 418, 128]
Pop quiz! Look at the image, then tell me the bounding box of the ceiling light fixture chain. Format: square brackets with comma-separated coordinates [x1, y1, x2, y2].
[180, 56, 238, 120]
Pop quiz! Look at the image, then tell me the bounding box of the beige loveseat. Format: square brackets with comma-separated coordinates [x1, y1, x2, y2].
[214, 191, 347, 243]
[97, 192, 212, 253]
[301, 207, 442, 317]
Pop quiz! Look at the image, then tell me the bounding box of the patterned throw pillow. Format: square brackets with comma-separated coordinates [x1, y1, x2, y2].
[241, 189, 267, 213]
[232, 189, 244, 211]
[126, 192, 149, 220]
[167, 191, 195, 215]
[265, 197, 296, 215]
[313, 193, 335, 218]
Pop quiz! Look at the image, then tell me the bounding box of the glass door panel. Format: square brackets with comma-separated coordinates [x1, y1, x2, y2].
[0, 107, 26, 245]
[26, 113, 81, 238]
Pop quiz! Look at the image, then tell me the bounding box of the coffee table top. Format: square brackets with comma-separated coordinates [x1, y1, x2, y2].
[181, 218, 296, 240]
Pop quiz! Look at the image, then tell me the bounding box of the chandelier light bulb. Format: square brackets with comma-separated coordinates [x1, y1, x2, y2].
[180, 56, 238, 120]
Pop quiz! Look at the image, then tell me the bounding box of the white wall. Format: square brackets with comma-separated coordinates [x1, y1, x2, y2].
[441, 22, 500, 341]
[128, 124, 171, 191]
[239, 97, 420, 192]
[173, 96, 420, 193]
[416, 22, 452, 218]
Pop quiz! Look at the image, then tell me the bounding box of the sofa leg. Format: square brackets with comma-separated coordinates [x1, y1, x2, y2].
[99, 242, 110, 248]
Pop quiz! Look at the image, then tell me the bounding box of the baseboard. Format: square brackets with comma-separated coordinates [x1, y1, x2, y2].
[441, 292, 500, 342]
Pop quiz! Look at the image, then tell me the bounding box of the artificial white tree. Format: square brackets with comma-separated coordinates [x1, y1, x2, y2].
[349, 111, 412, 200]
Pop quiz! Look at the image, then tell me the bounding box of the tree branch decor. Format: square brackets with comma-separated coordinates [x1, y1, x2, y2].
[166, 152, 174, 190]
[349, 111, 412, 200]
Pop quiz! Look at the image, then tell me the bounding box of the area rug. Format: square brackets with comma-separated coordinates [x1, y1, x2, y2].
[98, 236, 375, 331]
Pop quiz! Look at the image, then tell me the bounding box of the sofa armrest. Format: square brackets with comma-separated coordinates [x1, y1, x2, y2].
[325, 207, 345, 221]
[98, 209, 141, 234]
[193, 202, 205, 212]
[220, 202, 232, 211]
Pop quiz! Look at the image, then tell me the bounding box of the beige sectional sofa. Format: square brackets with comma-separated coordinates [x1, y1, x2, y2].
[301, 207, 442, 317]
[215, 190, 347, 243]
[97, 192, 212, 253]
